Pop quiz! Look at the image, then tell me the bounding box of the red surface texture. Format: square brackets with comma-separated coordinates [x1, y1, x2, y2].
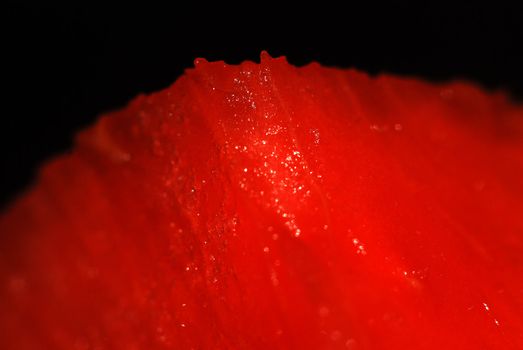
[1, 53, 523, 349]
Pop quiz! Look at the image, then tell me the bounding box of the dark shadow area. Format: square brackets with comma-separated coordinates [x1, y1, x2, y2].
[2, 4, 523, 207]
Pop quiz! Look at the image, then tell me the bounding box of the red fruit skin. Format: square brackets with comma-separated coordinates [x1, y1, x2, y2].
[1, 53, 523, 349]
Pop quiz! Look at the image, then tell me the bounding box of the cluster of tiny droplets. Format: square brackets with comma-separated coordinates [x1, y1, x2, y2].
[222, 68, 324, 238]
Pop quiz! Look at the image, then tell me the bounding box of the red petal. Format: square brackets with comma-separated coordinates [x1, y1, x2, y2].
[1, 53, 523, 349]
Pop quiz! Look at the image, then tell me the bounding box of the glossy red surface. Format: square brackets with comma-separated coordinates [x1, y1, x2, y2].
[1, 52, 523, 349]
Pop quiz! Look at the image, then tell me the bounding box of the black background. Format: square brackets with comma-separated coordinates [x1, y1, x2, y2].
[2, 4, 523, 208]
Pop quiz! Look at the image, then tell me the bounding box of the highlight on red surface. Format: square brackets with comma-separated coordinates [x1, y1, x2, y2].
[1, 52, 523, 349]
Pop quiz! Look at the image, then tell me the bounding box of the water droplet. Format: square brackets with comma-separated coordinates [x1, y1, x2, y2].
[193, 58, 208, 67]
[271, 270, 280, 286]
[311, 128, 321, 144]
[319, 306, 330, 317]
[331, 330, 342, 341]
[352, 238, 367, 255]
[260, 50, 271, 61]
[345, 338, 357, 349]
[370, 124, 388, 132]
